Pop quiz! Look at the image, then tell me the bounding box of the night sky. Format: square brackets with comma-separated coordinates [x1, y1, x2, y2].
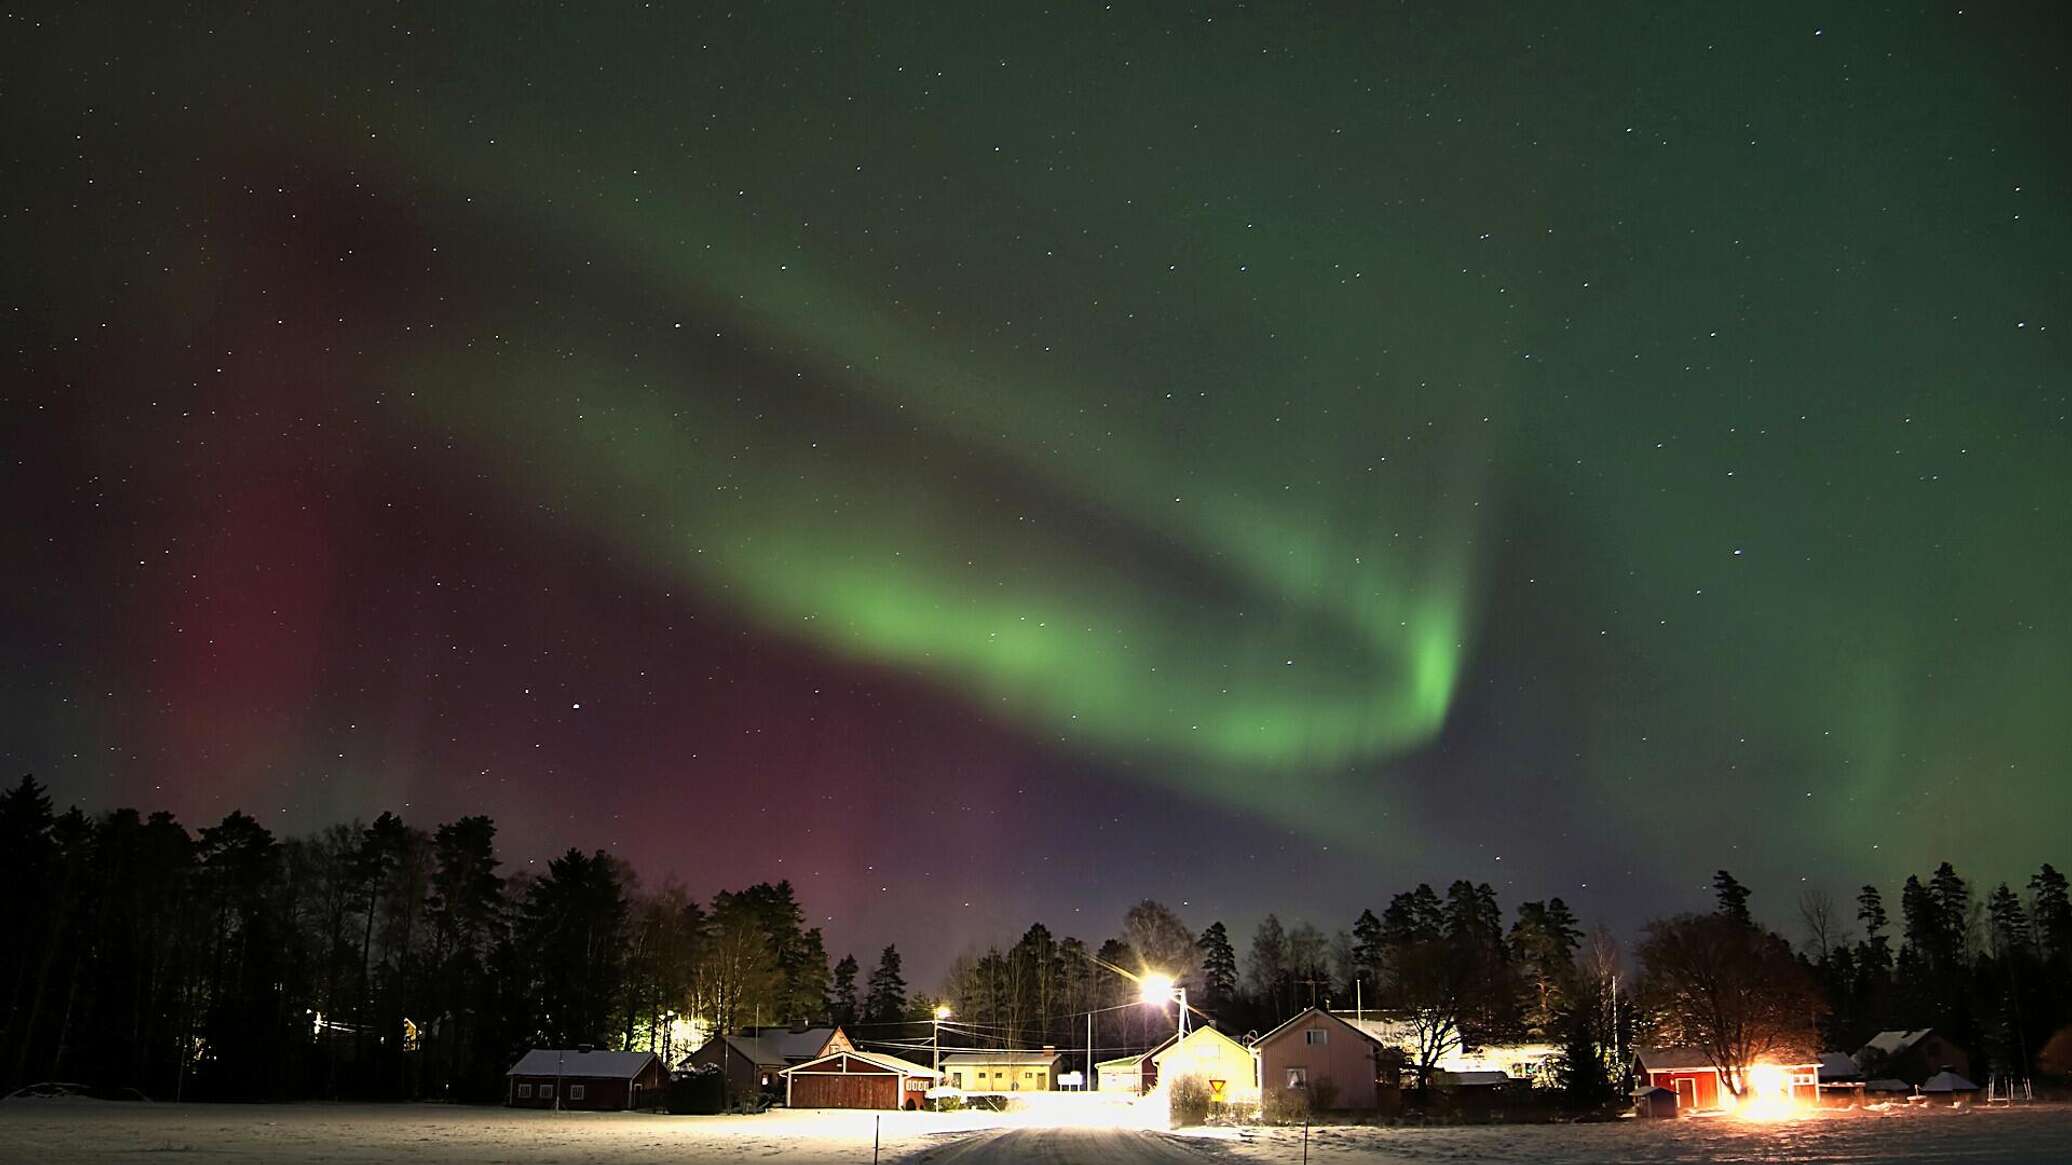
[6, 2, 2068, 981]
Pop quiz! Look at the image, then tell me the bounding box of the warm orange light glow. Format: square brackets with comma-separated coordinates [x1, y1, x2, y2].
[1731, 1062, 1811, 1122]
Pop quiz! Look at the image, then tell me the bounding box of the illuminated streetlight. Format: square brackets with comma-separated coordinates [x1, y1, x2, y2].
[1138, 972, 1190, 1037]
[933, 1005, 953, 1079]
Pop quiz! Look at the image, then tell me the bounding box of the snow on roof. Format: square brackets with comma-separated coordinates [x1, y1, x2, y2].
[744, 1026, 842, 1061]
[507, 1049, 658, 1079]
[940, 1050, 1060, 1067]
[1920, 1069, 1979, 1093]
[1860, 1029, 1934, 1058]
[780, 1048, 940, 1079]
[1818, 1051, 1863, 1081]
[1865, 1078, 1912, 1093]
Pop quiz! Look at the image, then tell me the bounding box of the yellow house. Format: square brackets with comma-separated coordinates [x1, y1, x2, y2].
[1151, 1027, 1259, 1104]
[940, 1048, 1061, 1093]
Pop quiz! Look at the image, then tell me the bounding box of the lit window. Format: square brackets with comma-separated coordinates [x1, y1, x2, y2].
[570, 1084, 585, 1101]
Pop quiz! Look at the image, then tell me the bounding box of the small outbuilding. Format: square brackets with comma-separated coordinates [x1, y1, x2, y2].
[1919, 1069, 1980, 1104]
[507, 1048, 665, 1110]
[1095, 1035, 1175, 1095]
[1634, 1085, 1679, 1119]
[1816, 1051, 1866, 1106]
[781, 1048, 939, 1110]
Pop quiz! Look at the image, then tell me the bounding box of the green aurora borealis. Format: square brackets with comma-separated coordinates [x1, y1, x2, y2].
[6, 1, 2069, 958]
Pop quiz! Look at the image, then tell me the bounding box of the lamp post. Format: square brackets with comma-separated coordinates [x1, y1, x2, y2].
[1139, 973, 1190, 1038]
[933, 1005, 952, 1078]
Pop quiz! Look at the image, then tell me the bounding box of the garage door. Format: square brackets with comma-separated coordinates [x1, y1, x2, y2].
[791, 1072, 898, 1109]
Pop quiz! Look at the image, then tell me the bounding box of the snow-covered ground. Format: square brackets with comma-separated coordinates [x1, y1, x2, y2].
[0, 1101, 996, 1164]
[1, 1097, 2068, 1163]
[1211, 1104, 2072, 1164]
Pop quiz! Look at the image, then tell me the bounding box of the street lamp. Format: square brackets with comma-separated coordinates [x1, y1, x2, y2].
[933, 1005, 953, 1077]
[1139, 973, 1190, 1037]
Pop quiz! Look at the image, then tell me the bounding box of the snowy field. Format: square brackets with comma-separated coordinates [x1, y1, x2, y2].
[1213, 1105, 2072, 1164]
[1, 1098, 2069, 1163]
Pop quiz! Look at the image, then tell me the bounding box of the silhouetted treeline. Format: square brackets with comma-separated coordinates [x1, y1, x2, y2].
[0, 776, 864, 1101]
[4, 774, 2066, 1105]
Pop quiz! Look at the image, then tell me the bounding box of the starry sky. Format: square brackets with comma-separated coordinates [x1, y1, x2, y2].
[5, 1, 2068, 979]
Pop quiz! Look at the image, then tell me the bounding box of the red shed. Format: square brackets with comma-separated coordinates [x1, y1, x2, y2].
[507, 1048, 665, 1110]
[781, 1048, 938, 1109]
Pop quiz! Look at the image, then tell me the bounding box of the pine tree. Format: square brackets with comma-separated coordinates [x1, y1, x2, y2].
[829, 954, 860, 1026]
[1196, 922, 1238, 1011]
[864, 945, 906, 1023]
[1349, 909, 1384, 996]
[1857, 884, 1891, 971]
[2030, 864, 2072, 967]
[1713, 870, 1752, 927]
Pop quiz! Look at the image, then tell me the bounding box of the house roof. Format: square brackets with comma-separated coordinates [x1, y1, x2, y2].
[941, 1050, 1060, 1067]
[1635, 1047, 1719, 1072]
[1252, 1007, 1387, 1051]
[1440, 1070, 1512, 1087]
[781, 1048, 939, 1080]
[1096, 1034, 1177, 1069]
[1859, 1029, 1935, 1058]
[696, 1033, 789, 1067]
[1864, 1078, 1912, 1093]
[743, 1026, 844, 1062]
[1152, 1025, 1250, 1064]
[507, 1049, 659, 1079]
[1818, 1052, 1863, 1082]
[1920, 1069, 1978, 1093]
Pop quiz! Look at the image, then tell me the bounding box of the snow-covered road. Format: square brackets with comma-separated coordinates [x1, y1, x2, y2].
[910, 1127, 1223, 1164]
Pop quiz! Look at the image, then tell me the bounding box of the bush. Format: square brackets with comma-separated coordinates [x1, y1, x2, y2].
[1168, 1075, 1212, 1127]
[1260, 1085, 1311, 1126]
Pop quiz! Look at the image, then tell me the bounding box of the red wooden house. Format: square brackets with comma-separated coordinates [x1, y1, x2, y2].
[506, 1048, 665, 1110]
[1633, 1047, 1818, 1111]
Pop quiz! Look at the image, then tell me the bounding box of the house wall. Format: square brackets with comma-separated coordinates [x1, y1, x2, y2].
[1648, 1069, 1721, 1110]
[685, 1040, 782, 1097]
[509, 1073, 631, 1110]
[952, 1060, 1056, 1092]
[1896, 1036, 1970, 1084]
[1096, 1060, 1150, 1094]
[1257, 1020, 1380, 1109]
[1155, 1030, 1259, 1103]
